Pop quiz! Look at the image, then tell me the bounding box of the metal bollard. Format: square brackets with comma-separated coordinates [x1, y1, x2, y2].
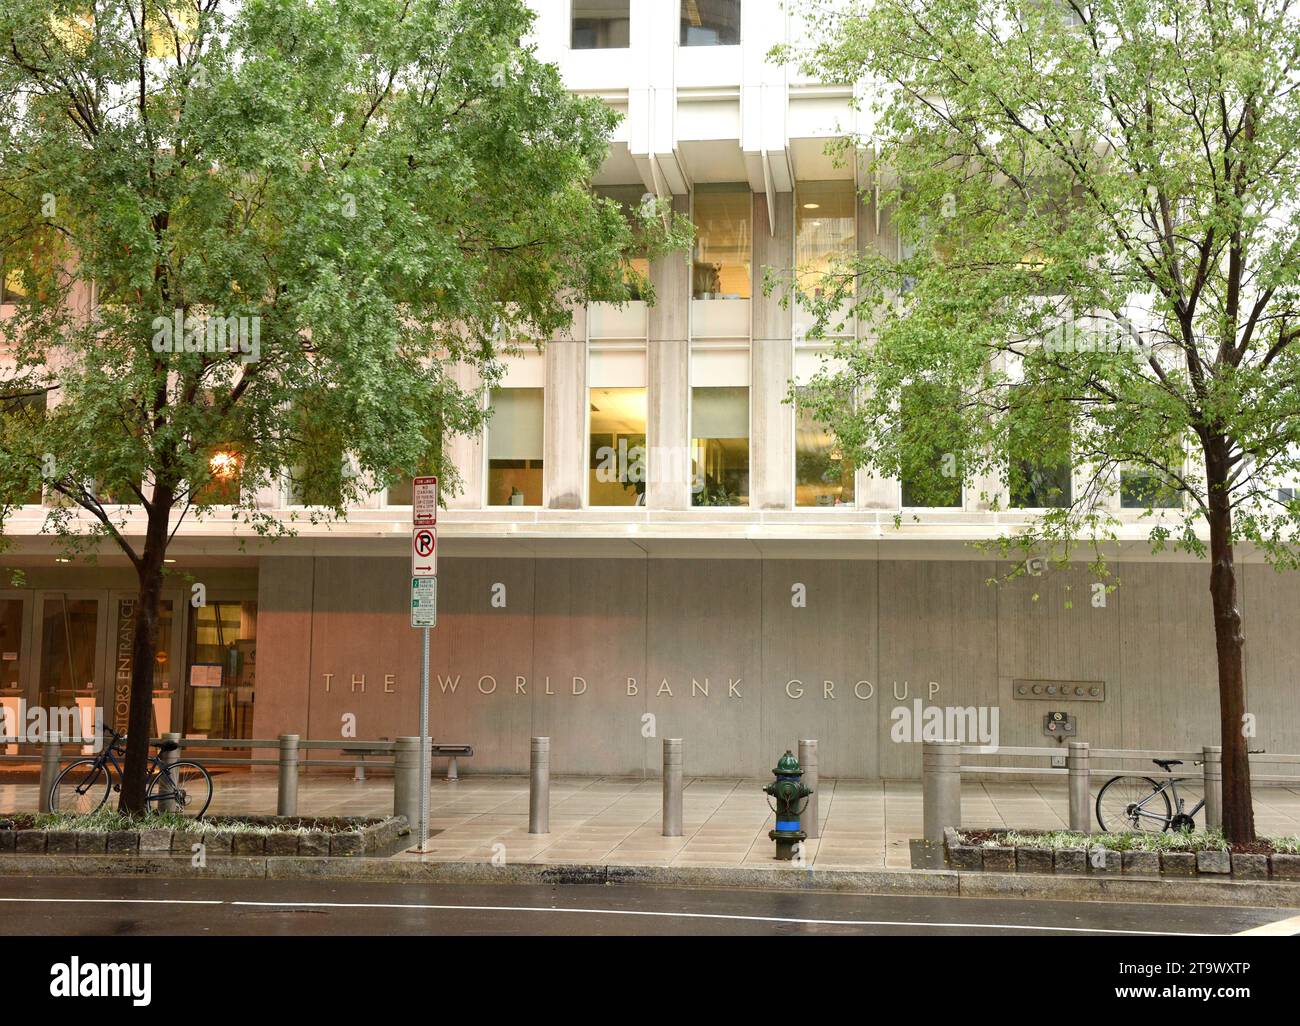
[446, 756, 459, 782]
[158, 732, 182, 814]
[662, 738, 683, 837]
[1202, 745, 1223, 832]
[276, 734, 300, 817]
[393, 736, 421, 834]
[1067, 741, 1090, 833]
[529, 736, 550, 835]
[922, 739, 962, 842]
[39, 732, 63, 814]
[798, 739, 820, 840]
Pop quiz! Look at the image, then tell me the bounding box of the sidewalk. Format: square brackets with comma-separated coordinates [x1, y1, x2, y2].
[6, 770, 1298, 871]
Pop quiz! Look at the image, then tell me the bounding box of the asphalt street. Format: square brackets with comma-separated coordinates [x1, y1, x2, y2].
[0, 876, 1296, 936]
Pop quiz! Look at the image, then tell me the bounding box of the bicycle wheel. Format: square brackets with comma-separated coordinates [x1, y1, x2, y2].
[147, 761, 213, 819]
[50, 759, 113, 816]
[1096, 775, 1172, 833]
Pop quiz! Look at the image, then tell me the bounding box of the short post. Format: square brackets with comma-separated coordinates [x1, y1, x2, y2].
[393, 736, 421, 832]
[1067, 741, 1090, 833]
[662, 738, 683, 837]
[446, 756, 459, 782]
[158, 732, 182, 814]
[1202, 744, 1223, 832]
[39, 732, 63, 814]
[529, 736, 550, 835]
[276, 734, 300, 817]
[798, 739, 820, 840]
[922, 739, 962, 843]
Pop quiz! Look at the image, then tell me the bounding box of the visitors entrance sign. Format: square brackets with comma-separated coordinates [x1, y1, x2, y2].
[411, 527, 438, 578]
[413, 476, 438, 526]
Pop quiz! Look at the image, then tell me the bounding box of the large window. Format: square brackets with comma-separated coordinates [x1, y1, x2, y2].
[185, 601, 257, 740]
[1121, 468, 1182, 509]
[572, 0, 630, 49]
[898, 382, 963, 508]
[596, 184, 651, 300]
[692, 184, 751, 301]
[796, 181, 857, 300]
[795, 388, 855, 508]
[589, 348, 647, 506]
[691, 348, 749, 506]
[1, 253, 26, 303]
[1007, 389, 1073, 509]
[487, 387, 544, 506]
[0, 392, 47, 504]
[681, 0, 740, 46]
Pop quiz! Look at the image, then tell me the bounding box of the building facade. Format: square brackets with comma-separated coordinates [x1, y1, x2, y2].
[3, 0, 1299, 776]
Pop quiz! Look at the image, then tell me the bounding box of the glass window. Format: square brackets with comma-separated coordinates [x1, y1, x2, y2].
[596, 185, 652, 299]
[0, 392, 47, 504]
[681, 0, 740, 46]
[1007, 389, 1072, 509]
[572, 0, 630, 49]
[285, 407, 347, 506]
[38, 596, 99, 710]
[898, 382, 963, 508]
[487, 387, 544, 506]
[589, 348, 648, 506]
[795, 389, 855, 507]
[692, 184, 751, 300]
[692, 385, 749, 506]
[1121, 469, 1182, 509]
[185, 601, 257, 739]
[1, 253, 26, 303]
[796, 181, 857, 299]
[194, 446, 243, 505]
[1, 598, 23, 690]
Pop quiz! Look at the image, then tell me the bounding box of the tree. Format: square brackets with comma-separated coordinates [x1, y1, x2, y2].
[0, 0, 687, 813]
[782, 0, 1300, 843]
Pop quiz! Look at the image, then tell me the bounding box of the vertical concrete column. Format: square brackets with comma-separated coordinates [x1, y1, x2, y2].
[159, 732, 183, 814]
[39, 733, 63, 813]
[648, 194, 692, 510]
[544, 331, 587, 510]
[393, 736, 420, 832]
[922, 739, 962, 842]
[1067, 741, 1090, 833]
[276, 734, 299, 817]
[751, 191, 795, 510]
[529, 737, 551, 834]
[444, 361, 485, 509]
[1202, 745, 1223, 832]
[662, 738, 683, 837]
[798, 738, 819, 840]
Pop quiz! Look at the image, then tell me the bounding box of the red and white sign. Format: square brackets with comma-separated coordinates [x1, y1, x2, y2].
[412, 527, 438, 578]
[413, 476, 438, 526]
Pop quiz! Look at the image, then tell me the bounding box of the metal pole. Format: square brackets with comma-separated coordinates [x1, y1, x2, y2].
[798, 738, 819, 840]
[393, 736, 421, 832]
[1067, 740, 1090, 833]
[922, 739, 962, 842]
[417, 626, 431, 850]
[1203, 744, 1223, 832]
[529, 736, 550, 834]
[39, 732, 63, 813]
[159, 732, 182, 814]
[662, 738, 683, 837]
[276, 734, 300, 817]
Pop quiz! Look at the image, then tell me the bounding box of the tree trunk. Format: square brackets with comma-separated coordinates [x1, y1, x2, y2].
[118, 496, 172, 814]
[1204, 442, 1255, 844]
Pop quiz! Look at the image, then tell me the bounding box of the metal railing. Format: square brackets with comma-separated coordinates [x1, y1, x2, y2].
[922, 739, 1300, 841]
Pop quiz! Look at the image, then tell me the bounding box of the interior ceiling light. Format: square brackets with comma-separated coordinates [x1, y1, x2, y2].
[803, 203, 820, 210]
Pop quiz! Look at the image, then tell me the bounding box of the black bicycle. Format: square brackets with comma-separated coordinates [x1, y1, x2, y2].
[48, 729, 213, 818]
[1095, 758, 1204, 833]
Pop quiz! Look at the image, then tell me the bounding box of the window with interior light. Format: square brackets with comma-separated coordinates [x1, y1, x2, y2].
[681, 0, 740, 46]
[572, 0, 631, 49]
[487, 387, 544, 506]
[795, 181, 857, 306]
[692, 184, 751, 301]
[691, 347, 749, 506]
[795, 386, 855, 508]
[588, 348, 647, 506]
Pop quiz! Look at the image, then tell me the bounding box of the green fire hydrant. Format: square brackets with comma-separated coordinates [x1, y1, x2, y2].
[763, 750, 813, 860]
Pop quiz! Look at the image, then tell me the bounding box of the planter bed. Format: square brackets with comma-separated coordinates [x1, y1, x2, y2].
[0, 812, 409, 858]
[944, 827, 1300, 881]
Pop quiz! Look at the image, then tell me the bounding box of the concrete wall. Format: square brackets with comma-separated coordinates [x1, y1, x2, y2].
[252, 555, 1300, 778]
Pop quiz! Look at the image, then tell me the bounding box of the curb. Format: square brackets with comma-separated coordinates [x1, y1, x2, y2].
[3, 854, 1300, 908]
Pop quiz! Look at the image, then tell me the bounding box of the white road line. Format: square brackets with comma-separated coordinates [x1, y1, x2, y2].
[0, 897, 222, 905]
[1234, 913, 1300, 936]
[229, 900, 1215, 935]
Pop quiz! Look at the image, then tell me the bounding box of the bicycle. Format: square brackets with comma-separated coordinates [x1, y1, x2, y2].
[1095, 758, 1204, 833]
[48, 728, 213, 818]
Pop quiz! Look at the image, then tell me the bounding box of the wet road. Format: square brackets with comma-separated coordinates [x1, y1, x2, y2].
[0, 876, 1295, 936]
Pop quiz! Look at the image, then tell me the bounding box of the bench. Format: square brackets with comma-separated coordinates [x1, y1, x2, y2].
[352, 739, 475, 782]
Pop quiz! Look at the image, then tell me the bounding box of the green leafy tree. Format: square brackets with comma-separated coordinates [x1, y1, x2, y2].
[0, 0, 687, 812]
[783, 0, 1300, 842]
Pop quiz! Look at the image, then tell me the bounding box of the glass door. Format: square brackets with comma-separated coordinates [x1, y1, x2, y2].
[184, 600, 257, 739]
[105, 590, 187, 740]
[34, 592, 107, 753]
[0, 594, 32, 755]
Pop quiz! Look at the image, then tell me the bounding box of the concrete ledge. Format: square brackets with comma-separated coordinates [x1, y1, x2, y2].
[3, 854, 1300, 907]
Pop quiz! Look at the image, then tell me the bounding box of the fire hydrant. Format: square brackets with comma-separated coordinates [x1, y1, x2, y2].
[764, 750, 813, 860]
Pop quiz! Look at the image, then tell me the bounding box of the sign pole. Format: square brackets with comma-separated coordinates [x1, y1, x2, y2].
[418, 623, 430, 850]
[409, 476, 439, 854]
